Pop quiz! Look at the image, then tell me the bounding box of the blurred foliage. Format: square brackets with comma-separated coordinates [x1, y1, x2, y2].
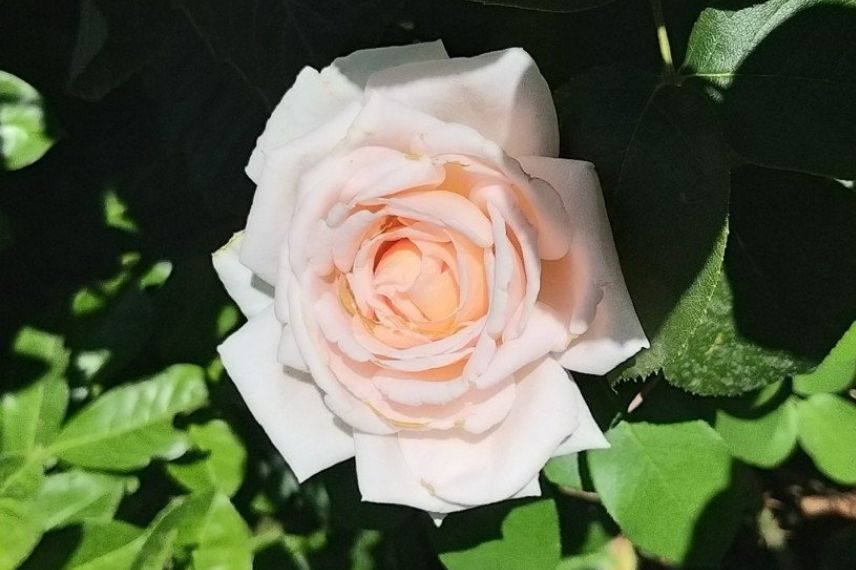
[1, 0, 855, 569]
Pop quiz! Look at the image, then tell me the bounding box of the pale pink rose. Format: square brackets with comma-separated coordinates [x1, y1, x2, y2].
[213, 41, 648, 518]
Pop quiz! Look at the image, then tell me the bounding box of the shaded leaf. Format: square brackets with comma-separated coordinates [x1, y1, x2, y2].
[68, 0, 172, 100]
[558, 67, 730, 383]
[663, 274, 809, 395]
[682, 0, 856, 178]
[464, 0, 616, 12]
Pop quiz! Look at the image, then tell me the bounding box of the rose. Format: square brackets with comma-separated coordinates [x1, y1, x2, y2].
[213, 41, 648, 518]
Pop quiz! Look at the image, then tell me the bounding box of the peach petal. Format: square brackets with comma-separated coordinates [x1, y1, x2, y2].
[375, 190, 493, 248]
[518, 156, 649, 375]
[474, 302, 568, 389]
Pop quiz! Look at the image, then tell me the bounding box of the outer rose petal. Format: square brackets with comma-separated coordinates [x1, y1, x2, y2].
[247, 41, 448, 182]
[552, 378, 609, 456]
[218, 306, 354, 481]
[212, 232, 274, 318]
[519, 156, 649, 375]
[366, 48, 558, 159]
[357, 358, 579, 509]
[241, 103, 361, 284]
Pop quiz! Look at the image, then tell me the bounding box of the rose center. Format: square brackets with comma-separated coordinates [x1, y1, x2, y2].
[373, 238, 459, 323]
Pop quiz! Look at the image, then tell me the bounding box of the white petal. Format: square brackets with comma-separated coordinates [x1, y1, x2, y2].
[430, 475, 540, 525]
[218, 306, 354, 481]
[552, 377, 609, 456]
[278, 324, 309, 373]
[395, 357, 579, 507]
[366, 48, 558, 159]
[518, 156, 649, 375]
[353, 431, 468, 513]
[241, 103, 361, 284]
[247, 41, 448, 182]
[212, 232, 275, 318]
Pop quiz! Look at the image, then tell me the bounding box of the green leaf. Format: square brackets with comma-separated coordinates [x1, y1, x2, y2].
[0, 70, 57, 170]
[0, 454, 45, 570]
[588, 420, 748, 565]
[176, 491, 253, 570]
[434, 499, 561, 570]
[34, 470, 132, 530]
[0, 453, 45, 499]
[617, 221, 728, 382]
[64, 520, 147, 570]
[166, 419, 247, 497]
[666, 166, 856, 395]
[663, 273, 809, 395]
[463, 0, 616, 12]
[557, 537, 637, 570]
[129, 498, 186, 570]
[715, 383, 799, 468]
[543, 453, 584, 491]
[794, 321, 856, 395]
[797, 394, 856, 484]
[682, 0, 856, 178]
[558, 67, 730, 383]
[68, 0, 171, 101]
[1, 328, 70, 454]
[0, 496, 41, 570]
[51, 364, 208, 470]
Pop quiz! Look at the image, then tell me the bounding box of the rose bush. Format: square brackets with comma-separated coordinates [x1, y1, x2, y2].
[213, 41, 648, 518]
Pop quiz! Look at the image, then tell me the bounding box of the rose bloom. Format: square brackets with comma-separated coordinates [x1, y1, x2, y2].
[213, 41, 647, 519]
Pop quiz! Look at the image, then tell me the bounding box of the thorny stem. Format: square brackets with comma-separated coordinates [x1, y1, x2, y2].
[651, 0, 677, 82]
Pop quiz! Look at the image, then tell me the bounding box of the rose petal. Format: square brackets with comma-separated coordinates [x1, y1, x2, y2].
[353, 431, 468, 513]
[551, 377, 609, 456]
[475, 302, 567, 389]
[343, 96, 570, 259]
[278, 324, 309, 373]
[518, 156, 649, 375]
[212, 232, 275, 318]
[218, 306, 354, 481]
[365, 48, 558, 159]
[247, 41, 448, 181]
[288, 276, 398, 435]
[376, 190, 493, 248]
[394, 357, 578, 506]
[242, 103, 361, 284]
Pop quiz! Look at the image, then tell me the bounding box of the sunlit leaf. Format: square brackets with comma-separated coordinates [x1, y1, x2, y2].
[51, 364, 208, 470]
[798, 394, 856, 484]
[166, 419, 247, 497]
[794, 321, 856, 396]
[589, 420, 749, 565]
[34, 470, 132, 530]
[0, 70, 57, 170]
[434, 499, 561, 570]
[1, 328, 69, 454]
